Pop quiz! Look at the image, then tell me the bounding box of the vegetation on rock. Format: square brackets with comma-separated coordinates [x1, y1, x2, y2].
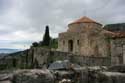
[32, 42, 39, 47]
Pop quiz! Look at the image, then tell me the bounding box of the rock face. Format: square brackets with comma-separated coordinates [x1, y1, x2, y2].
[74, 67, 125, 83]
[1, 68, 125, 83]
[12, 69, 54, 83]
[0, 69, 54, 83]
[0, 81, 11, 83]
[96, 72, 125, 83]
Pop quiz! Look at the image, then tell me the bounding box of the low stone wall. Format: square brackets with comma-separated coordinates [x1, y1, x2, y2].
[0, 49, 33, 70]
[71, 56, 111, 66]
[0, 47, 111, 70]
[33, 47, 111, 67]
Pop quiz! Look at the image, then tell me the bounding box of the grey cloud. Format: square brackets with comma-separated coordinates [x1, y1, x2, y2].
[0, 0, 125, 33]
[0, 0, 125, 48]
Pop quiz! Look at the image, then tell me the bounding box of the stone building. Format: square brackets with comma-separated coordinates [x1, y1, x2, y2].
[104, 23, 125, 65]
[58, 16, 112, 57]
[58, 16, 125, 65]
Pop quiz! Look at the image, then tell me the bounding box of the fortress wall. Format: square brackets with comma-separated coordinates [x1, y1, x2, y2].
[32, 47, 111, 67]
[0, 47, 111, 70]
[110, 38, 125, 65]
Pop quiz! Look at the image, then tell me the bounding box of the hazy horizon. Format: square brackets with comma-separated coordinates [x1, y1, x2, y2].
[0, 48, 23, 53]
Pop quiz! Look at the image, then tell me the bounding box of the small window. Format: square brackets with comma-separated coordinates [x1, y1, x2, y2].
[77, 40, 79, 45]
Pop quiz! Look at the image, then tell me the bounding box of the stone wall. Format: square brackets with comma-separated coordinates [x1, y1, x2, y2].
[0, 49, 34, 70]
[71, 56, 111, 66]
[33, 47, 111, 67]
[110, 38, 125, 65]
[0, 47, 111, 70]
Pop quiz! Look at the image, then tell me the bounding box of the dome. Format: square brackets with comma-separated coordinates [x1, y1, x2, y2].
[67, 16, 102, 32]
[68, 16, 102, 26]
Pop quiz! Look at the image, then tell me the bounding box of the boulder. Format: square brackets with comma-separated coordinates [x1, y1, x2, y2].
[96, 72, 125, 83]
[74, 67, 125, 83]
[0, 80, 12, 83]
[108, 65, 125, 73]
[12, 69, 54, 83]
[0, 69, 54, 83]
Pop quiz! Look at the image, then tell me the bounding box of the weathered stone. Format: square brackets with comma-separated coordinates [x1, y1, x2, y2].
[1, 68, 125, 83]
[96, 72, 125, 83]
[12, 69, 54, 83]
[58, 17, 109, 57]
[0, 69, 54, 83]
[0, 80, 11, 83]
[108, 65, 125, 73]
[110, 38, 125, 65]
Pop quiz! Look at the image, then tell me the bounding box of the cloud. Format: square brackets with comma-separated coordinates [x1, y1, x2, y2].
[0, 0, 125, 49]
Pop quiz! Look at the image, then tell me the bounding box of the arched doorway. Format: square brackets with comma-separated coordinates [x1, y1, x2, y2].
[68, 40, 73, 52]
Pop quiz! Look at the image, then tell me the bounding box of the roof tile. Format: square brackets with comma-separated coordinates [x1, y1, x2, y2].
[69, 16, 101, 25]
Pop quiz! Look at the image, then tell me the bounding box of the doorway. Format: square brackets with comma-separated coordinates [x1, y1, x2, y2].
[68, 40, 73, 52]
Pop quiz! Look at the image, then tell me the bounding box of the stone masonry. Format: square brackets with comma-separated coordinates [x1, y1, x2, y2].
[58, 16, 111, 57]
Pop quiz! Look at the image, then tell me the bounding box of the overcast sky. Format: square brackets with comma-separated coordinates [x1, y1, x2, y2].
[0, 0, 125, 49]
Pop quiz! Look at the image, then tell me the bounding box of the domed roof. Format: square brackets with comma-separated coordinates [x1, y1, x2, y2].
[69, 16, 102, 25]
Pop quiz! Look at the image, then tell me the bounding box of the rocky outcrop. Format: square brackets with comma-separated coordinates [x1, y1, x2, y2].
[96, 72, 125, 83]
[74, 67, 125, 83]
[0, 68, 125, 83]
[0, 69, 54, 83]
[12, 69, 54, 83]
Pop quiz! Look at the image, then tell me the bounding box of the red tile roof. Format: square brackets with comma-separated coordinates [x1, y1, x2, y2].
[112, 32, 125, 38]
[69, 16, 102, 25]
[103, 30, 117, 37]
[103, 31, 125, 38]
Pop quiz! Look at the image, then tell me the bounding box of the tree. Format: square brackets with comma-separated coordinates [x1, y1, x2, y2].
[12, 58, 17, 68]
[32, 42, 39, 47]
[42, 25, 51, 46]
[50, 38, 58, 49]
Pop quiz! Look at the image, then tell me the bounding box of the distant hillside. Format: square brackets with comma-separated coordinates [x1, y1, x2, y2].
[0, 48, 22, 54]
[103, 23, 125, 32]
